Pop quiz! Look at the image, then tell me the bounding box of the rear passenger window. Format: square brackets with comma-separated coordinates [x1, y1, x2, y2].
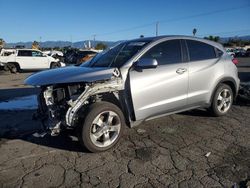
[141, 40, 182, 65]
[186, 40, 216, 61]
[18, 50, 32, 57]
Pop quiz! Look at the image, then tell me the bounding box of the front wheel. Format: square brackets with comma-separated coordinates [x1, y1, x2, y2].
[50, 62, 61, 69]
[210, 84, 233, 116]
[79, 102, 125, 152]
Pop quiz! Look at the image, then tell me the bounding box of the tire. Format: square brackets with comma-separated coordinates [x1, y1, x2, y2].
[50, 62, 61, 69]
[79, 101, 125, 152]
[3, 64, 9, 71]
[210, 84, 233, 116]
[7, 63, 18, 73]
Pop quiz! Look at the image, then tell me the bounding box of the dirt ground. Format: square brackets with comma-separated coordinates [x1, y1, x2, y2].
[0, 58, 250, 188]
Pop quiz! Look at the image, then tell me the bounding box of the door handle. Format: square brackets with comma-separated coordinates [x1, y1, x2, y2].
[176, 68, 187, 74]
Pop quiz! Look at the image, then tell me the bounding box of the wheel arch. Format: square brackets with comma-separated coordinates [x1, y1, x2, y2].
[50, 61, 60, 68]
[96, 92, 131, 126]
[7, 62, 21, 71]
[210, 77, 237, 103]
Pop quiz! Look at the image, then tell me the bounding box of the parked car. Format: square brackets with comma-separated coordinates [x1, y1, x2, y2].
[234, 48, 246, 57]
[43, 50, 64, 63]
[245, 48, 250, 57]
[225, 48, 235, 57]
[43, 50, 64, 57]
[25, 36, 240, 152]
[0, 49, 65, 73]
[64, 49, 99, 65]
[0, 49, 16, 69]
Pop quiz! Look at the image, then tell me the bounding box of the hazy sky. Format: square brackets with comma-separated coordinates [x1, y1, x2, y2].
[0, 0, 250, 42]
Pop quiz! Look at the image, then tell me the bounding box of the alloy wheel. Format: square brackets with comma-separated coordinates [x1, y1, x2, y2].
[89, 111, 121, 148]
[217, 88, 232, 113]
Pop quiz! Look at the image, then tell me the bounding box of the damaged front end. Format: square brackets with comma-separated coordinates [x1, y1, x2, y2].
[28, 67, 123, 136]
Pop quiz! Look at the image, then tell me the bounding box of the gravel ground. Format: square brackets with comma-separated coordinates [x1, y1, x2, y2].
[0, 58, 250, 188]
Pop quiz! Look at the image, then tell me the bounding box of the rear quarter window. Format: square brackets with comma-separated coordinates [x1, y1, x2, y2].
[215, 48, 223, 57]
[186, 40, 216, 61]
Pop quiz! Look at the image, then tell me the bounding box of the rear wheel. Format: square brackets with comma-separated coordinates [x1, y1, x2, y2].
[3, 64, 9, 71]
[7, 63, 18, 73]
[79, 102, 125, 152]
[50, 62, 61, 69]
[210, 84, 233, 116]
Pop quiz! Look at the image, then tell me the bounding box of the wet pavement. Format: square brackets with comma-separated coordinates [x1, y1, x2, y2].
[0, 58, 250, 187]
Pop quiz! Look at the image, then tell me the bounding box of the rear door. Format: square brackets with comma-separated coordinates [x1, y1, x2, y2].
[16, 50, 33, 69]
[185, 39, 221, 105]
[129, 39, 189, 120]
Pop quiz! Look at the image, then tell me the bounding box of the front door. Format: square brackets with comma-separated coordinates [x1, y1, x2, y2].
[31, 50, 49, 69]
[129, 40, 189, 120]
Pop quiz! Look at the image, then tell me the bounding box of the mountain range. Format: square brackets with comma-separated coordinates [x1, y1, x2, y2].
[5, 35, 250, 49]
[6, 40, 116, 49]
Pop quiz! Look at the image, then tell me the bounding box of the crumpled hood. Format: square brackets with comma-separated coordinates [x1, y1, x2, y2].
[25, 66, 116, 86]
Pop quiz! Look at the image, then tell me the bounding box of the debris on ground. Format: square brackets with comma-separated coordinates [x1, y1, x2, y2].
[32, 132, 47, 138]
[136, 128, 146, 134]
[205, 152, 211, 157]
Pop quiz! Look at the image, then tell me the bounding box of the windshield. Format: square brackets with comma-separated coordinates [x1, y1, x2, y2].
[86, 41, 150, 68]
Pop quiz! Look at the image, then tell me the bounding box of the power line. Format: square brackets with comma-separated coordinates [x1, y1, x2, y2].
[93, 4, 250, 38]
[199, 29, 250, 37]
[159, 4, 250, 24]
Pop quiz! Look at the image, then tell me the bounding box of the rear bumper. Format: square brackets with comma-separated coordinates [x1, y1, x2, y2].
[235, 77, 240, 98]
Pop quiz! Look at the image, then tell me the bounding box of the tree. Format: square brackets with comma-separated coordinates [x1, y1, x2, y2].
[204, 35, 220, 42]
[95, 42, 107, 50]
[0, 38, 5, 48]
[32, 41, 40, 49]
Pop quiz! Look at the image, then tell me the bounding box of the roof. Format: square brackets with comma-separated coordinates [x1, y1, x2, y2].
[128, 35, 224, 50]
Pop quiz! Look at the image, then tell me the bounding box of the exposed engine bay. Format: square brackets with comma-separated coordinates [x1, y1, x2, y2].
[35, 70, 123, 136]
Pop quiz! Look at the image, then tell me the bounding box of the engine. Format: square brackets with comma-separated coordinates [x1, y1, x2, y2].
[37, 83, 85, 135]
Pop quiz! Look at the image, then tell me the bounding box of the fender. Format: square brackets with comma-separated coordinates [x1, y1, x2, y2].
[210, 76, 238, 103]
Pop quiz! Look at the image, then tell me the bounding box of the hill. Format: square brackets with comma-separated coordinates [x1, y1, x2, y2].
[6, 40, 116, 49]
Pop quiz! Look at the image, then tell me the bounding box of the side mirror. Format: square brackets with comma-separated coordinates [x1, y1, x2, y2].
[135, 58, 158, 69]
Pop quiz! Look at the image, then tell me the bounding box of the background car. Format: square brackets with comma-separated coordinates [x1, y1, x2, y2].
[245, 48, 250, 57]
[234, 48, 246, 57]
[64, 49, 99, 64]
[1, 49, 65, 73]
[225, 48, 235, 57]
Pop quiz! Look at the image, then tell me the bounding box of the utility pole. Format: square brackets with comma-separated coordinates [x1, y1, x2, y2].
[91, 34, 96, 49]
[70, 35, 72, 47]
[39, 36, 42, 49]
[156, 21, 159, 36]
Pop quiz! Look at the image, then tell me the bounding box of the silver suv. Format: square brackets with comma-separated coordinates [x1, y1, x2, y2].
[25, 36, 240, 152]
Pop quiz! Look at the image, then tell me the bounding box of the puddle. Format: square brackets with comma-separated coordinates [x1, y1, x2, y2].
[0, 95, 38, 110]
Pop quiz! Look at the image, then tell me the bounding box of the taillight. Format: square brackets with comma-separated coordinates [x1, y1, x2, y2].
[232, 58, 238, 65]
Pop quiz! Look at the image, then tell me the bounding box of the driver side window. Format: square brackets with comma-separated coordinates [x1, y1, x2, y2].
[141, 40, 182, 65]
